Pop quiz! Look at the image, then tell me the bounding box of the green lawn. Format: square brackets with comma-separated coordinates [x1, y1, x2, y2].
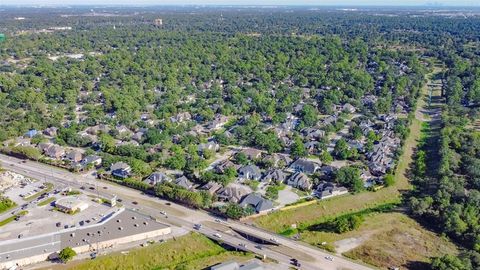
[37, 197, 56, 207]
[0, 210, 28, 227]
[40, 233, 254, 270]
[0, 197, 16, 214]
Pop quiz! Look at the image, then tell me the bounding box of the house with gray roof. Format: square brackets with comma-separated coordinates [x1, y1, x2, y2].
[313, 181, 348, 199]
[287, 172, 312, 191]
[263, 153, 293, 168]
[238, 165, 262, 181]
[144, 172, 172, 186]
[65, 150, 82, 163]
[174, 175, 194, 190]
[198, 181, 223, 195]
[262, 169, 287, 184]
[288, 159, 321, 174]
[216, 184, 252, 203]
[239, 194, 274, 214]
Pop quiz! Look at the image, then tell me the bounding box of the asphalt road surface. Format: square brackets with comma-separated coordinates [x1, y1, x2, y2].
[0, 154, 373, 270]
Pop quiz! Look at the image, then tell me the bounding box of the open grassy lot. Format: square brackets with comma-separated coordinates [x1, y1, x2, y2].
[37, 197, 56, 207]
[39, 233, 254, 270]
[340, 213, 457, 270]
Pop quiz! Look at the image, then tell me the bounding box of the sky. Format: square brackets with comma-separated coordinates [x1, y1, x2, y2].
[1, 0, 479, 6]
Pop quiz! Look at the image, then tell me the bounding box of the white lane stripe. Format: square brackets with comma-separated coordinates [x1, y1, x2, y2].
[0, 241, 60, 256]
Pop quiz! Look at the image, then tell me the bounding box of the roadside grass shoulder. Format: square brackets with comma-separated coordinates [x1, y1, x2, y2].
[40, 233, 253, 270]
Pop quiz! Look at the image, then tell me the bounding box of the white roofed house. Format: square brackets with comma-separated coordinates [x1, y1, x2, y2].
[81, 155, 102, 167]
[287, 172, 312, 191]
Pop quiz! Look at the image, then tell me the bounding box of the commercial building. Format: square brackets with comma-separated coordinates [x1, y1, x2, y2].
[55, 197, 89, 213]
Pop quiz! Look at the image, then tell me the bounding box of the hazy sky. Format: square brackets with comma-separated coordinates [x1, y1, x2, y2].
[1, 0, 479, 6]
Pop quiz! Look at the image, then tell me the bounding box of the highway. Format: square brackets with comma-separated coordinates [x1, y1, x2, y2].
[0, 154, 373, 270]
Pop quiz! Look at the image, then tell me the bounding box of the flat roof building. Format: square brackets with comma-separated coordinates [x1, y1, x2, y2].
[55, 196, 89, 213]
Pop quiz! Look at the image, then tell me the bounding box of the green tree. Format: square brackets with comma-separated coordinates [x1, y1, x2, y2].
[58, 247, 76, 263]
[335, 166, 363, 193]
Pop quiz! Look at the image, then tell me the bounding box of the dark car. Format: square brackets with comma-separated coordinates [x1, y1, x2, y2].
[132, 201, 138, 205]
[165, 202, 171, 206]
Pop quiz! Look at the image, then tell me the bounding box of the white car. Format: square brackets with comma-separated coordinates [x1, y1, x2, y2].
[213, 233, 222, 238]
[325, 256, 334, 261]
[239, 243, 247, 248]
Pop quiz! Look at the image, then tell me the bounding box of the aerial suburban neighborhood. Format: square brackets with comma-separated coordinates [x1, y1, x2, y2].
[0, 3, 479, 270]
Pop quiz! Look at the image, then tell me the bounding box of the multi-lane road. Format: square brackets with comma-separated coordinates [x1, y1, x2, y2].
[0, 154, 373, 270]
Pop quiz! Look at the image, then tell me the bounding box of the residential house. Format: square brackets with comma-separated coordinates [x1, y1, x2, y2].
[44, 145, 65, 159]
[263, 153, 292, 168]
[262, 169, 287, 184]
[239, 194, 274, 214]
[170, 112, 191, 123]
[287, 172, 312, 191]
[216, 183, 252, 203]
[110, 162, 131, 179]
[313, 181, 348, 199]
[343, 103, 356, 114]
[174, 176, 194, 190]
[289, 159, 321, 174]
[304, 141, 320, 154]
[24, 129, 38, 138]
[238, 165, 262, 181]
[65, 150, 82, 163]
[281, 113, 299, 131]
[115, 125, 132, 137]
[322, 115, 338, 126]
[144, 172, 171, 186]
[43, 127, 58, 137]
[132, 132, 144, 142]
[81, 155, 102, 167]
[198, 141, 220, 153]
[215, 160, 239, 174]
[240, 148, 262, 160]
[198, 181, 223, 195]
[301, 127, 325, 141]
[207, 114, 229, 130]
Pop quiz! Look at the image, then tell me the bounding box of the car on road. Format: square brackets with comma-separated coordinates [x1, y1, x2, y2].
[165, 202, 171, 206]
[18, 234, 23, 239]
[89, 187, 95, 190]
[132, 201, 138, 205]
[80, 186, 86, 190]
[160, 211, 167, 215]
[193, 224, 202, 230]
[239, 243, 247, 248]
[213, 233, 222, 238]
[325, 256, 334, 261]
[255, 245, 263, 250]
[103, 186, 108, 189]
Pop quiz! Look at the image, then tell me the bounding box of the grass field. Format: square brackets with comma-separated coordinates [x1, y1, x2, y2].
[37, 197, 56, 207]
[0, 210, 28, 227]
[39, 233, 254, 270]
[341, 213, 457, 270]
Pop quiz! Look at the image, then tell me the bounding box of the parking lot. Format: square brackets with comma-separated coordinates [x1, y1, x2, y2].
[0, 180, 116, 242]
